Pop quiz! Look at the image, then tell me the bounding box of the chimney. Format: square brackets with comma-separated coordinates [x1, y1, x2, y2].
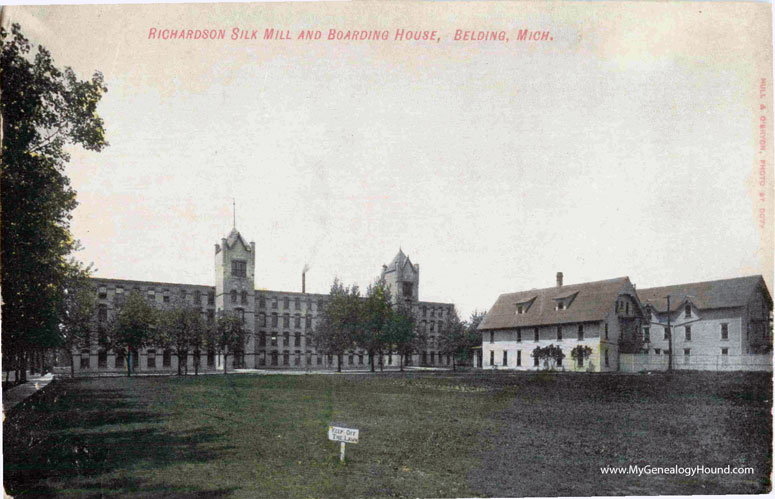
[302, 271, 306, 294]
[556, 272, 563, 287]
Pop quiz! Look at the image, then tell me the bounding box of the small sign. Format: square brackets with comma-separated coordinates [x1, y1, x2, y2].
[328, 425, 359, 444]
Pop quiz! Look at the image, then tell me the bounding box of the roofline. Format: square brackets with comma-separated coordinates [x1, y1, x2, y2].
[495, 276, 631, 299]
[637, 275, 766, 294]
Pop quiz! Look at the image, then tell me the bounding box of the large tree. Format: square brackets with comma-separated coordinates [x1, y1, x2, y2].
[158, 299, 205, 375]
[106, 291, 158, 376]
[214, 312, 248, 374]
[58, 261, 96, 378]
[386, 304, 417, 371]
[437, 307, 466, 371]
[359, 279, 392, 372]
[311, 279, 360, 372]
[1, 23, 107, 381]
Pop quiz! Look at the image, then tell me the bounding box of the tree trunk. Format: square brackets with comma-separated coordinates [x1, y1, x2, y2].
[20, 352, 27, 382]
[194, 350, 200, 375]
[337, 354, 342, 373]
[127, 347, 132, 377]
[400, 354, 404, 372]
[379, 351, 384, 372]
[370, 352, 375, 372]
[452, 358, 456, 371]
[223, 352, 228, 374]
[71, 352, 76, 378]
[177, 350, 183, 376]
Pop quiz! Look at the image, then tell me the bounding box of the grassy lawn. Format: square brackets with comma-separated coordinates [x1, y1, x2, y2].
[3, 371, 771, 498]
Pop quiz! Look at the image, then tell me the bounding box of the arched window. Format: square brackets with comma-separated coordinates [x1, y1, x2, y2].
[230, 290, 237, 303]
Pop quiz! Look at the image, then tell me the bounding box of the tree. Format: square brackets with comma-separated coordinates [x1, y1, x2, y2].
[463, 310, 487, 367]
[1, 23, 107, 381]
[215, 312, 247, 374]
[386, 304, 416, 371]
[359, 279, 392, 372]
[569, 345, 593, 370]
[158, 299, 205, 375]
[532, 344, 565, 370]
[311, 279, 360, 372]
[106, 291, 158, 376]
[58, 261, 96, 378]
[437, 308, 466, 371]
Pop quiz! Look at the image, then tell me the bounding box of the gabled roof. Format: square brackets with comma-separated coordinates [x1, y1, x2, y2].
[384, 249, 415, 274]
[478, 277, 634, 331]
[224, 228, 251, 251]
[638, 275, 771, 313]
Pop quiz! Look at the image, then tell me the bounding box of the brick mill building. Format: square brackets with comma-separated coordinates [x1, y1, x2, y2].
[75, 227, 455, 373]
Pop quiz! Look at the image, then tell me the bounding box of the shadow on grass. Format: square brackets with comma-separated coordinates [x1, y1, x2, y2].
[3, 379, 233, 498]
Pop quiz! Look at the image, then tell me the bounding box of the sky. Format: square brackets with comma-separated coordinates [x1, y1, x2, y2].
[3, 2, 772, 318]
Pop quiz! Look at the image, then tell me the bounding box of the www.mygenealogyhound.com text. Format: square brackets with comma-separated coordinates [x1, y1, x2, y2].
[600, 465, 755, 477]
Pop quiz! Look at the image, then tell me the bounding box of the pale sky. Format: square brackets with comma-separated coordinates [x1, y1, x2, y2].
[4, 2, 773, 318]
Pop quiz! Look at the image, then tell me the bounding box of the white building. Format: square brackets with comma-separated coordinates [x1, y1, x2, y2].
[477, 274, 646, 372]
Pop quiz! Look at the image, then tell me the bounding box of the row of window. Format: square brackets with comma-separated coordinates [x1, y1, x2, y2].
[98, 285, 217, 305]
[489, 325, 587, 343]
[487, 349, 610, 368]
[80, 349, 218, 369]
[652, 347, 730, 356]
[258, 313, 314, 329]
[643, 323, 729, 343]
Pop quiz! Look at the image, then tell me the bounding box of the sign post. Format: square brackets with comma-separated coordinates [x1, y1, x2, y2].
[328, 425, 359, 463]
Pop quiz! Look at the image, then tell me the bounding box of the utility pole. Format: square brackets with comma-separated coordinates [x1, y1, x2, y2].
[666, 295, 673, 372]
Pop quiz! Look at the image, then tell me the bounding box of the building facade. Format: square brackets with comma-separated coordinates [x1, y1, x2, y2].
[75, 228, 456, 373]
[478, 273, 772, 372]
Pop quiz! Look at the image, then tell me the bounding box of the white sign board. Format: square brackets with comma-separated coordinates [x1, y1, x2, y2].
[328, 426, 359, 444]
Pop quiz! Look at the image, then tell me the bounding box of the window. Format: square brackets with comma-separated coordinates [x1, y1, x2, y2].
[98, 304, 108, 322]
[232, 260, 247, 277]
[283, 332, 290, 346]
[490, 332, 494, 344]
[604, 349, 609, 368]
[283, 315, 290, 328]
[147, 350, 156, 368]
[430, 352, 435, 365]
[605, 323, 609, 340]
[98, 350, 107, 368]
[163, 291, 170, 303]
[644, 327, 650, 343]
[194, 290, 201, 304]
[430, 322, 435, 333]
[115, 287, 124, 298]
[358, 354, 364, 365]
[685, 304, 691, 317]
[271, 352, 278, 366]
[260, 313, 266, 327]
[271, 334, 278, 347]
[625, 302, 629, 314]
[230, 290, 237, 303]
[294, 332, 301, 347]
[516, 329, 522, 342]
[501, 351, 507, 366]
[180, 289, 186, 301]
[271, 314, 278, 327]
[295, 298, 300, 310]
[80, 350, 90, 369]
[295, 315, 301, 328]
[259, 296, 266, 308]
[208, 350, 215, 367]
[721, 347, 729, 355]
[208, 291, 215, 305]
[317, 355, 323, 366]
[422, 306, 427, 317]
[534, 328, 539, 342]
[283, 297, 289, 309]
[241, 291, 248, 305]
[283, 352, 289, 365]
[115, 351, 125, 368]
[490, 351, 494, 366]
[147, 289, 155, 301]
[259, 332, 266, 347]
[98, 286, 107, 299]
[654, 348, 661, 354]
[721, 323, 729, 340]
[664, 328, 669, 340]
[294, 352, 301, 366]
[402, 282, 413, 298]
[272, 297, 278, 309]
[517, 350, 522, 366]
[258, 351, 266, 366]
[349, 353, 354, 365]
[557, 301, 565, 311]
[577, 324, 584, 340]
[305, 316, 312, 329]
[234, 308, 245, 320]
[684, 348, 691, 357]
[163, 349, 172, 367]
[685, 326, 692, 341]
[557, 326, 562, 340]
[516, 305, 524, 315]
[207, 310, 215, 323]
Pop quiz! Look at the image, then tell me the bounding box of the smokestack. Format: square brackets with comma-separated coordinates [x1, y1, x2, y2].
[302, 272, 306, 294]
[556, 272, 563, 287]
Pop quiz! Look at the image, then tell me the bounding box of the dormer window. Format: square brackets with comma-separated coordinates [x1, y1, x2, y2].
[556, 302, 565, 311]
[516, 305, 524, 315]
[553, 292, 577, 312]
[515, 297, 536, 315]
[684, 304, 691, 317]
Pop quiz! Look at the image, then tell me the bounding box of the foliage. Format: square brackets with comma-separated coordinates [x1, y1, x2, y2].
[386, 304, 417, 371]
[105, 291, 158, 376]
[58, 261, 96, 378]
[158, 299, 206, 375]
[532, 344, 565, 370]
[569, 345, 593, 366]
[1, 23, 107, 381]
[310, 279, 361, 372]
[214, 311, 248, 374]
[359, 279, 393, 371]
[437, 308, 466, 370]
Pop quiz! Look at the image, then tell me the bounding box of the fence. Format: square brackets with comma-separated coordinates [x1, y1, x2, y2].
[619, 353, 772, 372]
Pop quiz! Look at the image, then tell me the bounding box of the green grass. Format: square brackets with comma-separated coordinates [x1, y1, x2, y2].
[3, 371, 771, 498]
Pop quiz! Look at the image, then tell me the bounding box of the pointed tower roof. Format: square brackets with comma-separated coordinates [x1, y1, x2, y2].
[224, 227, 251, 251]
